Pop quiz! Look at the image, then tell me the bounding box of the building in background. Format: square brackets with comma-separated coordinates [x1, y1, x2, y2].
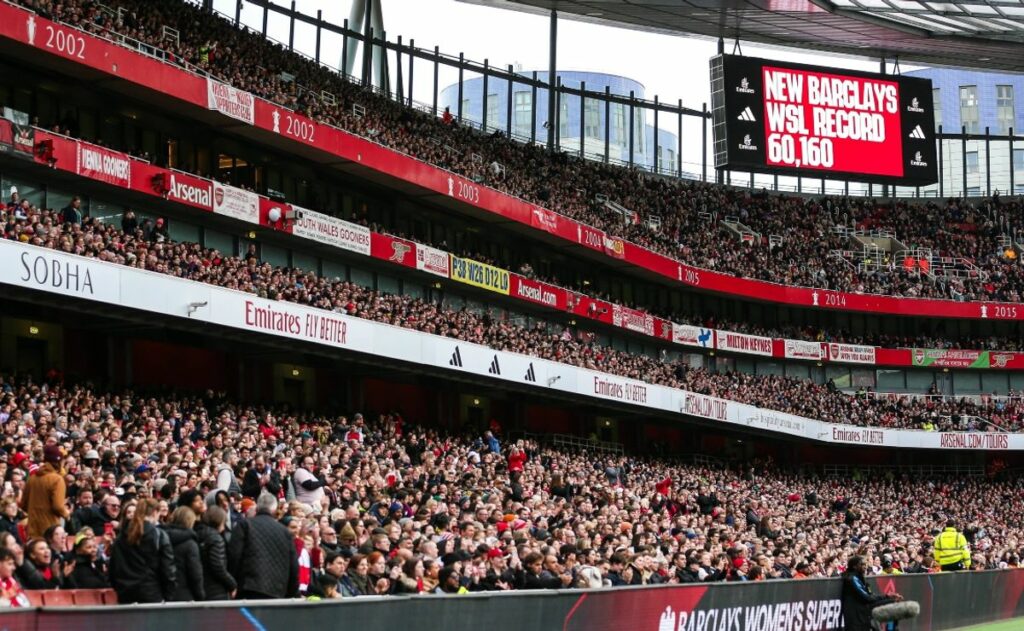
[906, 68, 1024, 197]
[440, 71, 680, 176]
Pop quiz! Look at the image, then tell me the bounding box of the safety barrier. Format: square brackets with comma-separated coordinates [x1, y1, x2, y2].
[3, 569, 1023, 631]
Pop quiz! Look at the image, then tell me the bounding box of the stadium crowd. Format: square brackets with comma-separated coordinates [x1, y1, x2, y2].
[0, 373, 1021, 606]
[5, 194, 1024, 434]
[13, 0, 1024, 305]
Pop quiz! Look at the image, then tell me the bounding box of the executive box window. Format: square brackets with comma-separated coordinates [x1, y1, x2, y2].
[513, 91, 531, 137]
[966, 151, 979, 174]
[486, 93, 499, 130]
[960, 86, 979, 134]
[933, 88, 942, 131]
[997, 85, 1015, 135]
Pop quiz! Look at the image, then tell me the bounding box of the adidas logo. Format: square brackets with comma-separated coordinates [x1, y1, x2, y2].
[448, 347, 463, 367]
[909, 125, 926, 140]
[737, 107, 756, 122]
[488, 355, 501, 375]
[524, 363, 536, 383]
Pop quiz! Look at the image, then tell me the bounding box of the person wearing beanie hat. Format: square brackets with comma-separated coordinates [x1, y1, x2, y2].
[19, 444, 69, 539]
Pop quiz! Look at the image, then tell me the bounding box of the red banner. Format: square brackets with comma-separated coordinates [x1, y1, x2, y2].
[370, 233, 416, 270]
[131, 164, 213, 212]
[529, 207, 560, 235]
[509, 276, 568, 310]
[76, 141, 131, 188]
[612, 304, 655, 336]
[603, 236, 626, 259]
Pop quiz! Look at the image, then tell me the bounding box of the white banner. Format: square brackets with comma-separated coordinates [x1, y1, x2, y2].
[612, 304, 655, 337]
[716, 330, 774, 356]
[826, 343, 876, 364]
[3, 240, 1021, 452]
[206, 79, 255, 125]
[415, 244, 450, 278]
[784, 339, 824, 361]
[291, 207, 370, 256]
[213, 182, 259, 225]
[672, 324, 714, 349]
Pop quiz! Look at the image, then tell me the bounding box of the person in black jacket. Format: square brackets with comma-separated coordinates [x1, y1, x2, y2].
[518, 552, 563, 590]
[66, 531, 109, 589]
[841, 555, 901, 631]
[241, 455, 281, 500]
[109, 498, 176, 604]
[227, 492, 298, 599]
[197, 506, 236, 601]
[164, 506, 205, 601]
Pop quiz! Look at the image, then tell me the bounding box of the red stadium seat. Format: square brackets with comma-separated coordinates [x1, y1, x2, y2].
[39, 590, 74, 606]
[100, 589, 118, 605]
[71, 590, 104, 605]
[24, 590, 44, 607]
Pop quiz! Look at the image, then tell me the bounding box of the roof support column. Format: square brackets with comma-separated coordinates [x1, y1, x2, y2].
[547, 9, 558, 150]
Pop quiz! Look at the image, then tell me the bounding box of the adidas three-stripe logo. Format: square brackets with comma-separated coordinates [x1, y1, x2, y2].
[488, 355, 501, 375]
[448, 347, 463, 367]
[909, 125, 926, 139]
[524, 363, 536, 382]
[737, 107, 756, 122]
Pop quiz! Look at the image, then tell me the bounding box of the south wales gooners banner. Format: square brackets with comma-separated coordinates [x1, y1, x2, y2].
[710, 54, 937, 185]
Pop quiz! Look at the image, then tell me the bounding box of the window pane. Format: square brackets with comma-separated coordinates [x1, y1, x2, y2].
[959, 85, 979, 133]
[204, 228, 233, 254]
[261, 243, 288, 268]
[932, 88, 942, 130]
[350, 266, 373, 288]
[514, 91, 531, 137]
[293, 251, 318, 274]
[966, 151, 979, 173]
[486, 93, 499, 129]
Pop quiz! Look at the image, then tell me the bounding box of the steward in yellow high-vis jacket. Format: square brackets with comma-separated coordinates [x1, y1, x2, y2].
[933, 520, 971, 571]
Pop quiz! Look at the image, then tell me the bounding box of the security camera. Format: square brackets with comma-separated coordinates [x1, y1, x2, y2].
[187, 301, 208, 317]
[547, 375, 561, 386]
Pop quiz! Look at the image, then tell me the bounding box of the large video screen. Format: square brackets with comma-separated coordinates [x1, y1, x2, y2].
[711, 54, 938, 186]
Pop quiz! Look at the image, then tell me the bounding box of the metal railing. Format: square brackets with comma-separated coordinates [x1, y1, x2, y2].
[822, 463, 985, 477]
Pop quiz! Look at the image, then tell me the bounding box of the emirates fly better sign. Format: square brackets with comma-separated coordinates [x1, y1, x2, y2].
[711, 54, 937, 185]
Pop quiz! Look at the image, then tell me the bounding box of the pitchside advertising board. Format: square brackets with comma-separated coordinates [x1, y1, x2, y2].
[711, 54, 937, 186]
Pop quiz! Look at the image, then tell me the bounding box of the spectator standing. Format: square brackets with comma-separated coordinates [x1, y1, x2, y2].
[242, 454, 280, 499]
[933, 520, 972, 572]
[227, 492, 298, 599]
[67, 532, 109, 589]
[164, 506, 205, 601]
[109, 498, 176, 604]
[197, 506, 236, 601]
[293, 455, 325, 510]
[61, 196, 83, 225]
[20, 444, 68, 539]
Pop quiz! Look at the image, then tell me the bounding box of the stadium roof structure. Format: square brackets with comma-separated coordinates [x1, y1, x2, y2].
[458, 0, 1024, 72]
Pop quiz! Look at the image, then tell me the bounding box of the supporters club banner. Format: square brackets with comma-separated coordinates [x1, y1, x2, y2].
[912, 348, 988, 368]
[510, 276, 566, 309]
[612, 304, 655, 337]
[76, 142, 131, 188]
[784, 339, 824, 361]
[716, 330, 774, 356]
[672, 324, 714, 348]
[212, 182, 259, 224]
[206, 78, 255, 125]
[825, 342, 876, 364]
[450, 256, 510, 295]
[291, 207, 371, 256]
[415, 244, 450, 278]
